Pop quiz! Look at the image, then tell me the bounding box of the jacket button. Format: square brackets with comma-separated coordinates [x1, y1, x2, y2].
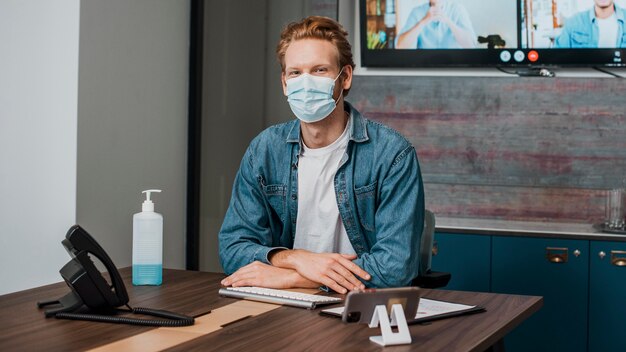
[291, 194, 297, 200]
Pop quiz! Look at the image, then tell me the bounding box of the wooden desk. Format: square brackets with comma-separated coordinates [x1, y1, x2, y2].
[0, 269, 542, 351]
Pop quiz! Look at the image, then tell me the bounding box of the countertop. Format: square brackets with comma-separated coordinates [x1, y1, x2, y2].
[436, 217, 626, 241]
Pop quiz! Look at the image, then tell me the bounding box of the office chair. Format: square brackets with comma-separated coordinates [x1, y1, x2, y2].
[412, 209, 452, 288]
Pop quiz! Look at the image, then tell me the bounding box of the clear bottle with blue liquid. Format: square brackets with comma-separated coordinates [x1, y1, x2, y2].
[132, 189, 163, 285]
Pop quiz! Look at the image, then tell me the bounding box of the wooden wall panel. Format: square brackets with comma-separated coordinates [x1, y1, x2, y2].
[349, 76, 626, 223]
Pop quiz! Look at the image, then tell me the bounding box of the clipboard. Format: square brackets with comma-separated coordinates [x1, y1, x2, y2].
[321, 297, 485, 325]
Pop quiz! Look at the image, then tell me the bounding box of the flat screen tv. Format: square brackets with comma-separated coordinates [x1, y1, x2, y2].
[360, 0, 626, 67]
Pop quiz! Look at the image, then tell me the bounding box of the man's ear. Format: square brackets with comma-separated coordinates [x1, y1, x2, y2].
[341, 65, 353, 91]
[281, 72, 287, 96]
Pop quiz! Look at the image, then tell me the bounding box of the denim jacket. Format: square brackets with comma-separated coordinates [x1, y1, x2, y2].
[555, 5, 626, 48]
[218, 102, 424, 288]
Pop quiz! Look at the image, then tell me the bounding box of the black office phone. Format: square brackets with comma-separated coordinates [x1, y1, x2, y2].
[37, 225, 194, 327]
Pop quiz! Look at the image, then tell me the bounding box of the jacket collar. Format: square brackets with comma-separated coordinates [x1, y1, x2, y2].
[286, 101, 369, 144]
[589, 5, 625, 22]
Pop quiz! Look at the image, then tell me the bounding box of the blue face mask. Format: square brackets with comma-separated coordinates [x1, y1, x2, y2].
[285, 68, 344, 123]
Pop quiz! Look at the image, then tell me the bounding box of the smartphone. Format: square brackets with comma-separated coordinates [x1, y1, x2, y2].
[342, 287, 421, 324]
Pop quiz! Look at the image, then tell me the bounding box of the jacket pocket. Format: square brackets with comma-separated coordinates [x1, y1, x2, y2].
[571, 31, 591, 47]
[259, 176, 287, 222]
[354, 181, 377, 232]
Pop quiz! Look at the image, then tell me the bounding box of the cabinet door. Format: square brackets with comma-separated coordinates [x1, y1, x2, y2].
[492, 236, 589, 352]
[431, 233, 491, 292]
[589, 241, 626, 352]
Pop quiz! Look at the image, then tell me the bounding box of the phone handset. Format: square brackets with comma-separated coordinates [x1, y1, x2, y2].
[63, 225, 129, 308]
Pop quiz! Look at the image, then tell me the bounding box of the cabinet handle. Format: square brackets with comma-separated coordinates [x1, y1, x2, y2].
[546, 247, 568, 263]
[432, 241, 439, 257]
[611, 250, 626, 267]
[599, 251, 606, 259]
[573, 249, 581, 257]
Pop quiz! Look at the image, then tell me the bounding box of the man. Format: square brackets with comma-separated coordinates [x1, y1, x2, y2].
[396, 0, 476, 49]
[555, 0, 626, 48]
[219, 16, 424, 293]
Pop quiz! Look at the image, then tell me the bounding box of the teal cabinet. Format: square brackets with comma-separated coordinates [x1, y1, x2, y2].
[433, 231, 626, 352]
[588, 241, 626, 352]
[432, 233, 491, 292]
[491, 236, 589, 352]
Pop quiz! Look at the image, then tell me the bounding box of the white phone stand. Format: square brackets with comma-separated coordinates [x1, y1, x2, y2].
[368, 304, 412, 346]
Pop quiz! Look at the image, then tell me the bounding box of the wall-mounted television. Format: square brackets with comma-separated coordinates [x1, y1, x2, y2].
[360, 0, 626, 67]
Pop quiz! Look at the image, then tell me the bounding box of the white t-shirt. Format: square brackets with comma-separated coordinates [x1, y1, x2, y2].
[293, 117, 356, 255]
[597, 14, 618, 48]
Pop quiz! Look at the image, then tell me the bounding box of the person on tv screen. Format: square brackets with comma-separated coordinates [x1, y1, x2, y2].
[555, 0, 626, 48]
[218, 16, 425, 291]
[396, 0, 477, 49]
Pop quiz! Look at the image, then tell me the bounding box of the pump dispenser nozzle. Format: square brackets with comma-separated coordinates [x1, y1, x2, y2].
[141, 189, 162, 212]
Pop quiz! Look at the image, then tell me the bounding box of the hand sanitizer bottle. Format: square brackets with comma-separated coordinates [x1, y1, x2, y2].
[133, 189, 163, 285]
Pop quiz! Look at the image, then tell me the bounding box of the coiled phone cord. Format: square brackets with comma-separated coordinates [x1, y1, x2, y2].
[55, 305, 194, 327]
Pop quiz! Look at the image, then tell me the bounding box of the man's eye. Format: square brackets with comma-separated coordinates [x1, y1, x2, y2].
[315, 68, 327, 73]
[288, 71, 300, 77]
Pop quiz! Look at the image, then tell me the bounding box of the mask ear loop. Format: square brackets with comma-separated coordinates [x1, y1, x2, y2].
[333, 66, 346, 105]
[334, 90, 344, 105]
[334, 66, 345, 81]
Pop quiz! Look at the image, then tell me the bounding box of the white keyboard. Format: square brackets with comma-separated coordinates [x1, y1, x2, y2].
[219, 286, 343, 309]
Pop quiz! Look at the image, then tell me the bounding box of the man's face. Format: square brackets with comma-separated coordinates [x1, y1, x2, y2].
[595, 0, 614, 9]
[281, 38, 351, 99]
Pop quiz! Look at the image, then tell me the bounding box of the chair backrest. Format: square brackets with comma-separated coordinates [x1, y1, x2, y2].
[414, 209, 451, 288]
[419, 209, 436, 275]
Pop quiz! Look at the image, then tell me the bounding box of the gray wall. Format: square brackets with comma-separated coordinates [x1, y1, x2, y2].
[199, 0, 336, 272]
[0, 0, 80, 295]
[77, 0, 190, 270]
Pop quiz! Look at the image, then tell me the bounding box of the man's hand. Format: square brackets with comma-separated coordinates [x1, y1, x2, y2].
[270, 249, 371, 294]
[424, 5, 449, 25]
[398, 5, 448, 48]
[422, 6, 440, 24]
[220, 261, 318, 289]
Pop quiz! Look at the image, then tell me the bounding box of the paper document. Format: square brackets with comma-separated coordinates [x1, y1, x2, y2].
[415, 298, 476, 319]
[322, 298, 478, 321]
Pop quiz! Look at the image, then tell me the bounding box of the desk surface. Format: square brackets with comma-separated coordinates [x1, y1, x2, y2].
[0, 269, 542, 351]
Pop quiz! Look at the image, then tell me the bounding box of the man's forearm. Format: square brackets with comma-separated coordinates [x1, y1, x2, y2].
[221, 260, 319, 289]
[268, 248, 294, 268]
[268, 249, 369, 293]
[397, 21, 427, 49]
[445, 20, 475, 48]
[268, 251, 320, 288]
[289, 270, 320, 288]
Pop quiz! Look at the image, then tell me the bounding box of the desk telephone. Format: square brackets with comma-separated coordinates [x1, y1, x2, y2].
[37, 225, 194, 326]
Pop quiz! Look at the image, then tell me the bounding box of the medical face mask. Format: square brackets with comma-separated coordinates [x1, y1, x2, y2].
[285, 68, 344, 123]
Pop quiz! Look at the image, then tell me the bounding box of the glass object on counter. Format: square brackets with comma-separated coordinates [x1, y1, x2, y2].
[605, 189, 626, 229]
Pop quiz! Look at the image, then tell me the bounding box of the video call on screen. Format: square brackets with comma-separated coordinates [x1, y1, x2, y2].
[365, 0, 626, 50]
